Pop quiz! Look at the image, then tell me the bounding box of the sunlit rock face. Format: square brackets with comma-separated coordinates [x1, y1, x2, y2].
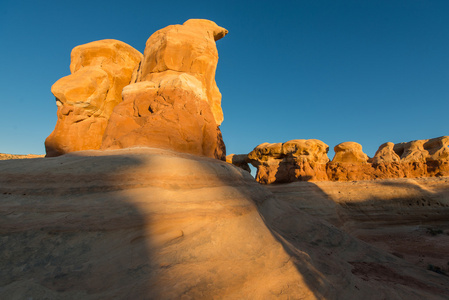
[133, 19, 228, 125]
[101, 73, 226, 159]
[392, 136, 449, 177]
[102, 19, 228, 160]
[248, 137, 449, 184]
[247, 139, 330, 184]
[369, 142, 406, 179]
[46, 20, 227, 160]
[326, 141, 374, 181]
[45, 40, 143, 157]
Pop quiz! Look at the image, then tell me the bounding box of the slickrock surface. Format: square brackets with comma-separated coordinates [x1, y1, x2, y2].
[243, 136, 449, 184]
[45, 40, 142, 157]
[268, 177, 449, 284]
[102, 19, 227, 160]
[1, 148, 448, 299]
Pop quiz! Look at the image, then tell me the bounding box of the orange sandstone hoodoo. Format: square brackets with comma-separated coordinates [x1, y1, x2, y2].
[101, 19, 228, 160]
[45, 19, 228, 160]
[240, 136, 449, 183]
[45, 40, 142, 157]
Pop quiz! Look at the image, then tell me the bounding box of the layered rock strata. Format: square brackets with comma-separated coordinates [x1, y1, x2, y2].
[1, 148, 448, 299]
[46, 19, 227, 160]
[237, 136, 449, 184]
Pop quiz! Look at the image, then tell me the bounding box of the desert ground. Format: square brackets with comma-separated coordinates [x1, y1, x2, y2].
[1, 148, 448, 299]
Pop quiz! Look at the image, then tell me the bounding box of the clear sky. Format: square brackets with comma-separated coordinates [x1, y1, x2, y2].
[1, 0, 448, 159]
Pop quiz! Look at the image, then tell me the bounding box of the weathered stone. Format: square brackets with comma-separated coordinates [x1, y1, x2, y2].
[101, 72, 225, 159]
[249, 137, 449, 183]
[133, 19, 228, 125]
[371, 142, 401, 164]
[46, 20, 227, 160]
[226, 154, 251, 172]
[101, 19, 227, 160]
[248, 139, 329, 183]
[326, 142, 373, 181]
[331, 142, 369, 164]
[45, 40, 142, 157]
[3, 148, 448, 298]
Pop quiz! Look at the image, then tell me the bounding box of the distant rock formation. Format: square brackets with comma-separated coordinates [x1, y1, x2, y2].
[327, 141, 374, 181]
[226, 154, 251, 173]
[232, 136, 449, 183]
[246, 139, 330, 184]
[0, 153, 44, 160]
[46, 19, 227, 160]
[45, 40, 142, 157]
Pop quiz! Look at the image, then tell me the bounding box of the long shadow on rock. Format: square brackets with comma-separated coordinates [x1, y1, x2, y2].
[0, 153, 154, 299]
[259, 179, 449, 299]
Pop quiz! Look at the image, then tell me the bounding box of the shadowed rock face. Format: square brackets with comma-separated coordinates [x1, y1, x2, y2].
[236, 136, 449, 184]
[45, 40, 143, 157]
[1, 148, 448, 299]
[226, 154, 251, 173]
[46, 19, 227, 160]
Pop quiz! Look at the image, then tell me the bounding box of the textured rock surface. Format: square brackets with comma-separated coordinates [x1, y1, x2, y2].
[101, 73, 225, 159]
[327, 141, 373, 181]
[101, 19, 227, 160]
[371, 142, 401, 164]
[331, 142, 369, 164]
[45, 40, 142, 157]
[248, 139, 329, 184]
[46, 19, 227, 160]
[268, 177, 449, 285]
[249, 137, 449, 183]
[133, 19, 228, 125]
[226, 154, 251, 172]
[1, 148, 448, 299]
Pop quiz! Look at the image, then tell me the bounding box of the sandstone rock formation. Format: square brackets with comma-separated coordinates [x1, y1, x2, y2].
[369, 142, 406, 179]
[132, 19, 227, 125]
[1, 148, 448, 299]
[0, 153, 44, 160]
[331, 142, 369, 164]
[247, 139, 329, 184]
[226, 154, 251, 172]
[101, 19, 228, 160]
[46, 19, 227, 160]
[248, 137, 449, 184]
[45, 40, 142, 157]
[327, 141, 374, 181]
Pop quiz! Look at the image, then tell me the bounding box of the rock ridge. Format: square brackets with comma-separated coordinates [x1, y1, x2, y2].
[230, 136, 449, 184]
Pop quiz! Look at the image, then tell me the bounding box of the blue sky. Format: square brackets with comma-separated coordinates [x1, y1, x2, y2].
[1, 0, 448, 159]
